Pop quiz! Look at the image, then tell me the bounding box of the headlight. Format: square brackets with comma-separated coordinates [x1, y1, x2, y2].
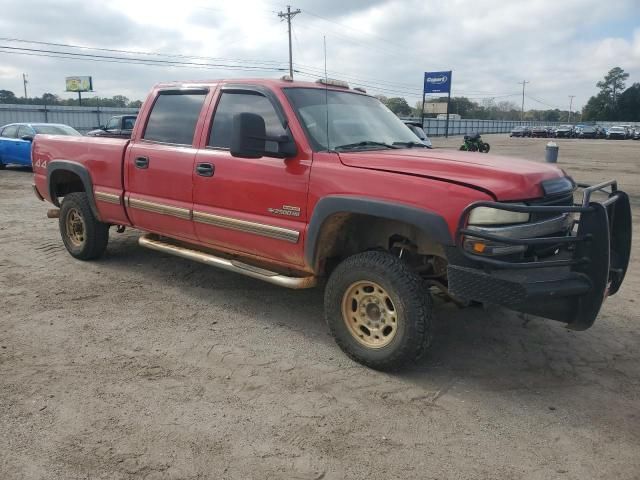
[468, 206, 530, 225]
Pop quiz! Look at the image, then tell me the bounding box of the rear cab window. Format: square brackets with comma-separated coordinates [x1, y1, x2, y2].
[143, 90, 208, 145]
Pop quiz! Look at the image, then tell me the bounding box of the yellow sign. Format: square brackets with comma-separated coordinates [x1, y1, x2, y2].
[65, 76, 93, 92]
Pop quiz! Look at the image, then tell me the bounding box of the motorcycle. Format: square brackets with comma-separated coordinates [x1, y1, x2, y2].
[460, 133, 490, 153]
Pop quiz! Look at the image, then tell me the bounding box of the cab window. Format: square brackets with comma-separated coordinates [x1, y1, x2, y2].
[208, 91, 286, 149]
[17, 125, 34, 138]
[106, 117, 120, 130]
[143, 91, 208, 145]
[1, 125, 18, 138]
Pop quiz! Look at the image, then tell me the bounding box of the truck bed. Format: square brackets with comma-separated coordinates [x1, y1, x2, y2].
[32, 134, 130, 224]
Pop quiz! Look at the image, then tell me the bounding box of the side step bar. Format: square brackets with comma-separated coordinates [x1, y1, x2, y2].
[138, 234, 317, 290]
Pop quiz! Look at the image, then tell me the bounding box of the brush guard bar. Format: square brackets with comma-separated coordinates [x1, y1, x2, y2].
[448, 180, 632, 330]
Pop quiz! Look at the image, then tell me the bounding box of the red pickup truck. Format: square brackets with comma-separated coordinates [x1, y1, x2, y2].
[32, 77, 631, 370]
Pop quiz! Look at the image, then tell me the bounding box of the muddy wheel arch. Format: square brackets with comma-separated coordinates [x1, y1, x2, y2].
[305, 195, 453, 273]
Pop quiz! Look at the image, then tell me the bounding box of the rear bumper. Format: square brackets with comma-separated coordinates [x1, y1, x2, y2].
[448, 181, 632, 330]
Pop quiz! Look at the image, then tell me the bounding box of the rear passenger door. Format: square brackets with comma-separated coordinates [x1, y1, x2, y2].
[125, 89, 209, 242]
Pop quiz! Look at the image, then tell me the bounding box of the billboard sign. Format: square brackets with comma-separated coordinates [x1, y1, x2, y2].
[65, 76, 93, 92]
[424, 71, 452, 94]
[424, 102, 449, 115]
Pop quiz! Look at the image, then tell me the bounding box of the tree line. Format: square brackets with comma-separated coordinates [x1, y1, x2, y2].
[376, 67, 639, 122]
[375, 94, 578, 122]
[0, 90, 142, 108]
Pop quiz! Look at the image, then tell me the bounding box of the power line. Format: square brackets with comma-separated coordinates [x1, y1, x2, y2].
[0, 46, 288, 73]
[525, 93, 561, 109]
[301, 8, 409, 52]
[0, 37, 288, 68]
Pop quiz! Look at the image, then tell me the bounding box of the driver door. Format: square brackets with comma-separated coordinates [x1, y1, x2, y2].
[192, 87, 311, 267]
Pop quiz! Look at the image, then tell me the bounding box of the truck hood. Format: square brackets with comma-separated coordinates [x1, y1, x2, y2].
[338, 149, 565, 200]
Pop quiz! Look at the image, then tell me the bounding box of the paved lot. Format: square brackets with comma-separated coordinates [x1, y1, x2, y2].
[1, 135, 639, 479]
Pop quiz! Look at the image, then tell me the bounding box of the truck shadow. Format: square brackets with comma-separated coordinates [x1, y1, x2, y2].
[101, 231, 639, 436]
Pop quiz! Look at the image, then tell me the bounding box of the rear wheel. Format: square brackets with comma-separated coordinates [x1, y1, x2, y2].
[324, 251, 432, 370]
[59, 192, 110, 260]
[481, 142, 491, 153]
[0, 156, 5, 170]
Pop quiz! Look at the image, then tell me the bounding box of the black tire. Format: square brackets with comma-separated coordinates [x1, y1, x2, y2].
[324, 251, 433, 371]
[482, 142, 491, 153]
[59, 192, 109, 260]
[0, 157, 5, 170]
[459, 144, 468, 151]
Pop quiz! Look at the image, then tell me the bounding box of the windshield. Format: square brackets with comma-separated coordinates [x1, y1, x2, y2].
[284, 88, 418, 151]
[33, 125, 81, 136]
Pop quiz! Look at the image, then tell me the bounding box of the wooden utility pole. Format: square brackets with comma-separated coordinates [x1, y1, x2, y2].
[519, 80, 529, 121]
[568, 95, 575, 123]
[278, 5, 301, 78]
[22, 73, 28, 98]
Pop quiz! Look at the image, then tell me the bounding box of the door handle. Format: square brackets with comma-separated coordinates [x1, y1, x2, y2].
[135, 156, 149, 169]
[196, 162, 215, 177]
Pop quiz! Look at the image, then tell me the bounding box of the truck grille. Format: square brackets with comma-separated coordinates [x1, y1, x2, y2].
[527, 192, 574, 223]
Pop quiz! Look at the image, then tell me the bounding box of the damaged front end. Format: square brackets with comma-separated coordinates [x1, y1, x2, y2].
[448, 180, 632, 330]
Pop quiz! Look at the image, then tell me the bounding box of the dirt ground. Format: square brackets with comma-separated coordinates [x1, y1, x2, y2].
[1, 134, 639, 479]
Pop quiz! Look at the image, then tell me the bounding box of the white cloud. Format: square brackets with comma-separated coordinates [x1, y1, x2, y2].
[0, 0, 638, 111]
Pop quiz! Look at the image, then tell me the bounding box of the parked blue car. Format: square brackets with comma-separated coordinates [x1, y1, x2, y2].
[0, 123, 81, 169]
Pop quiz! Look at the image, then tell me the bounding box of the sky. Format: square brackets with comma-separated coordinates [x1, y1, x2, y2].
[0, 0, 639, 111]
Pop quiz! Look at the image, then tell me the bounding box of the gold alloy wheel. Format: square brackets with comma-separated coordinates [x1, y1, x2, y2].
[65, 208, 86, 247]
[341, 280, 398, 348]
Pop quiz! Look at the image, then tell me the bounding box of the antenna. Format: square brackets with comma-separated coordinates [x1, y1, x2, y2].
[324, 35, 331, 151]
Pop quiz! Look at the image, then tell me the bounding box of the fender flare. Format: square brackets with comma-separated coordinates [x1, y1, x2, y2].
[304, 195, 453, 269]
[47, 160, 100, 220]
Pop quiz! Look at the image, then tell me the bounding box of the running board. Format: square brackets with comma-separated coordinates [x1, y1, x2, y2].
[138, 234, 316, 289]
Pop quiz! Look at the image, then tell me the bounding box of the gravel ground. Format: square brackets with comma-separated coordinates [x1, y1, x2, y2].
[1, 134, 639, 479]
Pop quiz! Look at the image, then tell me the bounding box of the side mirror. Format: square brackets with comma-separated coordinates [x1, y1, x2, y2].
[230, 112, 297, 159]
[20, 135, 34, 142]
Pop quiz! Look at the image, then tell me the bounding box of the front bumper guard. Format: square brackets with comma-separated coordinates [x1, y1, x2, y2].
[448, 180, 632, 330]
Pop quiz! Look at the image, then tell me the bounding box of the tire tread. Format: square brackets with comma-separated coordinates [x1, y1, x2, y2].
[324, 251, 432, 371]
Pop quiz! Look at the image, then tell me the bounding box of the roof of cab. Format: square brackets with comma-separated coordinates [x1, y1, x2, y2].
[152, 77, 368, 94]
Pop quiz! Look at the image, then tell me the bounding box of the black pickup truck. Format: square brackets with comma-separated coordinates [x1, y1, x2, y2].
[86, 114, 137, 138]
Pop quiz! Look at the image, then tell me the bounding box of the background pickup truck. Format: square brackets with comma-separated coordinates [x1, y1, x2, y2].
[31, 77, 632, 370]
[86, 114, 137, 138]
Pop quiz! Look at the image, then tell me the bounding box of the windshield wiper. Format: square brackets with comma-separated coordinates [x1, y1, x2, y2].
[333, 141, 399, 150]
[392, 141, 427, 148]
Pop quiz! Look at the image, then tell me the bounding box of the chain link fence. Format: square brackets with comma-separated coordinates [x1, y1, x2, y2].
[402, 117, 638, 137]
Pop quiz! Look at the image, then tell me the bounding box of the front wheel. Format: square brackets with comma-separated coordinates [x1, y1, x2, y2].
[324, 251, 433, 370]
[59, 192, 110, 260]
[481, 142, 490, 153]
[459, 144, 468, 151]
